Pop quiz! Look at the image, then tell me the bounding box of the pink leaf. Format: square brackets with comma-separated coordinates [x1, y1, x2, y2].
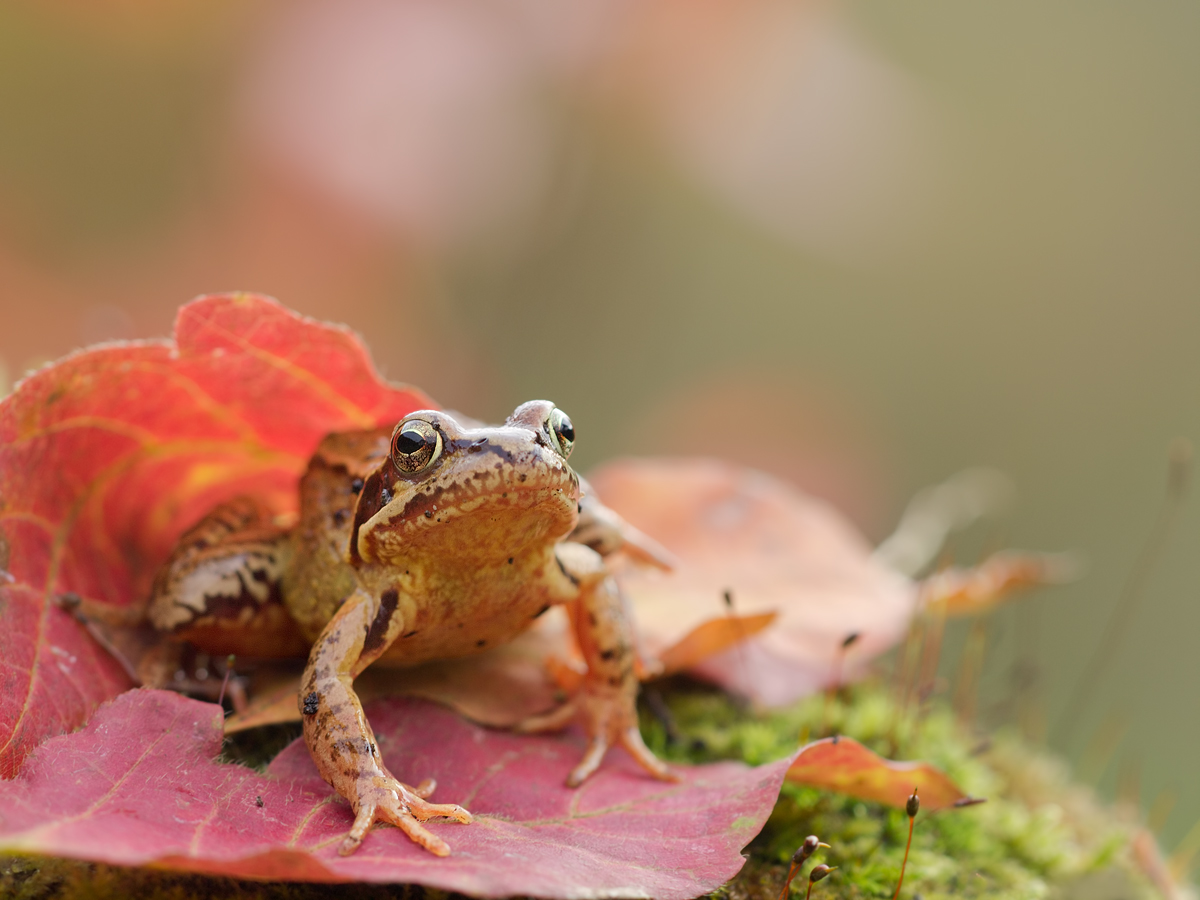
[589, 458, 916, 705]
[0, 690, 791, 898]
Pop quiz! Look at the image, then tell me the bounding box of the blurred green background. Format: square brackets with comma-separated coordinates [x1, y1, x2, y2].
[1, 0, 1196, 863]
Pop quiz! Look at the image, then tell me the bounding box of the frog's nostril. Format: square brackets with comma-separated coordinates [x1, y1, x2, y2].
[468, 438, 488, 453]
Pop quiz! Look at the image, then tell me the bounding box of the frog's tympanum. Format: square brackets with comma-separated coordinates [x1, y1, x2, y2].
[148, 401, 676, 856]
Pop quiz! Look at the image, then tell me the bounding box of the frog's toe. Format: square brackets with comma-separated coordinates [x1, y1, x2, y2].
[514, 700, 577, 734]
[339, 779, 471, 856]
[376, 805, 453, 857]
[404, 792, 473, 825]
[383, 788, 471, 856]
[567, 734, 610, 787]
[340, 804, 381, 857]
[410, 777, 437, 799]
[565, 728, 678, 787]
[619, 726, 680, 783]
[347, 806, 451, 857]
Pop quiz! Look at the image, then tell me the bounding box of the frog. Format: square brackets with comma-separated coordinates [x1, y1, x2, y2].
[147, 400, 677, 857]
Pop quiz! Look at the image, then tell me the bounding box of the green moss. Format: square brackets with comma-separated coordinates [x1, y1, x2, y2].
[219, 722, 303, 772]
[0, 682, 1174, 900]
[641, 680, 1165, 900]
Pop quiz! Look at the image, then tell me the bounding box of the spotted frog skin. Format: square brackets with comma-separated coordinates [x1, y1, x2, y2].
[149, 400, 676, 856]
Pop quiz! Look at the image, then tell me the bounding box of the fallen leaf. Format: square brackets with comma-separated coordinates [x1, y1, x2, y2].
[220, 664, 308, 733]
[224, 614, 567, 735]
[0, 689, 791, 899]
[657, 611, 779, 676]
[785, 736, 970, 811]
[920, 550, 1074, 617]
[0, 293, 432, 775]
[0, 583, 131, 779]
[226, 607, 778, 735]
[589, 458, 916, 706]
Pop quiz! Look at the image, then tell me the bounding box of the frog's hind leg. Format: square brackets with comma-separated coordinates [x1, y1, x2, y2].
[148, 497, 308, 659]
[568, 484, 675, 680]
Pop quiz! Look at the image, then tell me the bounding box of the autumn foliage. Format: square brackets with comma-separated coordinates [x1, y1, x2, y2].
[0, 293, 970, 893]
[0, 294, 432, 776]
[0, 690, 792, 897]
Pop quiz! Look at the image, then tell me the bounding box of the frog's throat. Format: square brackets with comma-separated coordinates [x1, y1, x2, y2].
[360, 485, 579, 567]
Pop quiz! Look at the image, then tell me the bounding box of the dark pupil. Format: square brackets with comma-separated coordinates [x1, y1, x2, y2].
[395, 429, 429, 455]
[557, 418, 575, 443]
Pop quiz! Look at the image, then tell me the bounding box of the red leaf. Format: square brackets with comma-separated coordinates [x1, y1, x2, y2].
[0, 583, 130, 779]
[785, 736, 970, 811]
[0, 689, 791, 898]
[589, 458, 916, 706]
[0, 293, 432, 775]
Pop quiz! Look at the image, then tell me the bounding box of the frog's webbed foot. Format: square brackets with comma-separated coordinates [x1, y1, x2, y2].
[539, 544, 679, 789]
[515, 694, 677, 786]
[341, 775, 472, 858]
[567, 692, 679, 787]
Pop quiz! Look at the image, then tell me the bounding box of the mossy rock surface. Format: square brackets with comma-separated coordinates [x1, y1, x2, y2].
[0, 682, 1175, 900]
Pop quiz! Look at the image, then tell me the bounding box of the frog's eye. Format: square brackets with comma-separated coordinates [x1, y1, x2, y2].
[391, 419, 442, 473]
[547, 408, 575, 459]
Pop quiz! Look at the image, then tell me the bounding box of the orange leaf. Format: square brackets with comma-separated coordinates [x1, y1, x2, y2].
[785, 736, 973, 811]
[920, 551, 1073, 616]
[658, 612, 778, 676]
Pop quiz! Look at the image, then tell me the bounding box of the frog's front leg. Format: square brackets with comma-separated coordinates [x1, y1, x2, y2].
[518, 543, 677, 787]
[300, 588, 472, 857]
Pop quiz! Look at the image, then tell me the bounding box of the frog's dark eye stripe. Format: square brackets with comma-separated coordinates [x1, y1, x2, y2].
[391, 419, 442, 473]
[547, 408, 575, 460]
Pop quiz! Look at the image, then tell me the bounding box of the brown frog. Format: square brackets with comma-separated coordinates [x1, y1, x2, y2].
[147, 400, 676, 857]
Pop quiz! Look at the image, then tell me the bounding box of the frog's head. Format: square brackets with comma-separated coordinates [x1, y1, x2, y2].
[350, 400, 581, 566]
